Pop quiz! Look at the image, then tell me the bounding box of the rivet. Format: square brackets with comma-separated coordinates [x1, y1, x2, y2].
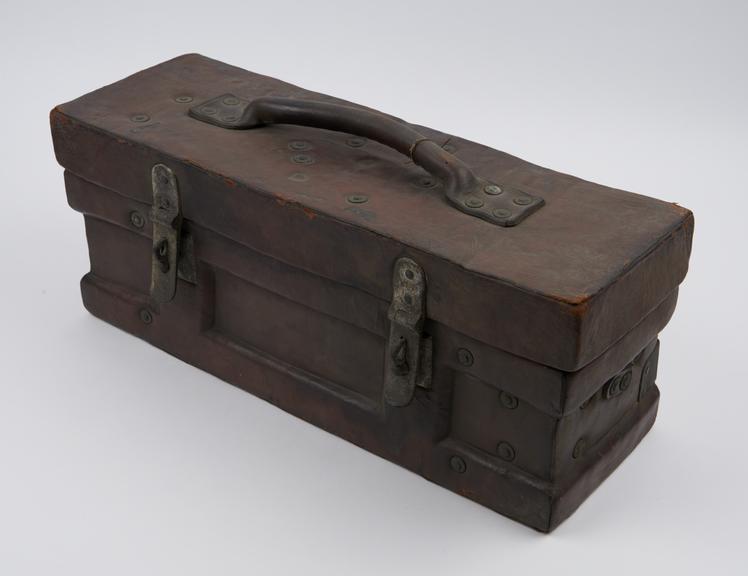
[288, 140, 311, 151]
[465, 197, 484, 208]
[139, 308, 153, 324]
[484, 184, 503, 195]
[129, 211, 145, 229]
[607, 379, 620, 398]
[346, 137, 366, 148]
[493, 208, 512, 219]
[513, 196, 532, 206]
[499, 391, 519, 410]
[288, 172, 309, 182]
[619, 371, 632, 391]
[603, 369, 634, 400]
[222, 96, 240, 106]
[221, 115, 237, 123]
[449, 455, 467, 474]
[442, 143, 457, 153]
[174, 95, 193, 103]
[201, 106, 217, 116]
[418, 176, 437, 188]
[573, 438, 587, 459]
[347, 194, 368, 204]
[457, 348, 474, 367]
[292, 154, 314, 165]
[496, 441, 516, 462]
[131, 114, 150, 123]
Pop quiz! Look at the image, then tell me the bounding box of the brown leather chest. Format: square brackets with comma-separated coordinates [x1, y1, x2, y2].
[50, 54, 694, 531]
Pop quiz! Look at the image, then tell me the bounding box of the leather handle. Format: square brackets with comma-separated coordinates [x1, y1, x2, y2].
[190, 95, 544, 226]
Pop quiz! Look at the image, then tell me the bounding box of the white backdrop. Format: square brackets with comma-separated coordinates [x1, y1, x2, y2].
[1, 1, 746, 574]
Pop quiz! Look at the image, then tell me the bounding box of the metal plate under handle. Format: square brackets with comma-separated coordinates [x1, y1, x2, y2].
[150, 164, 182, 303]
[383, 258, 433, 407]
[189, 94, 545, 228]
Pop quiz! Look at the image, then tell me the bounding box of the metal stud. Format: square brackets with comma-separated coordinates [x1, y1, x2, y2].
[606, 378, 620, 398]
[347, 194, 368, 204]
[513, 197, 532, 206]
[465, 197, 484, 208]
[619, 371, 632, 391]
[457, 348, 474, 366]
[129, 211, 145, 229]
[288, 172, 309, 182]
[499, 391, 519, 409]
[288, 140, 311, 151]
[496, 441, 516, 462]
[222, 96, 240, 106]
[346, 137, 366, 148]
[174, 95, 193, 103]
[292, 154, 314, 165]
[131, 114, 150, 123]
[449, 455, 467, 474]
[484, 184, 503, 195]
[139, 308, 153, 324]
[603, 369, 632, 399]
[493, 208, 512, 219]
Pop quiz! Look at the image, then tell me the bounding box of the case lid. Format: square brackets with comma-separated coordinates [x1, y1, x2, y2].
[51, 54, 693, 371]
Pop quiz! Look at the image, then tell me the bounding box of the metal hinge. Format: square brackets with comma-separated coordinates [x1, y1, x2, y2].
[383, 258, 433, 407]
[150, 164, 183, 303]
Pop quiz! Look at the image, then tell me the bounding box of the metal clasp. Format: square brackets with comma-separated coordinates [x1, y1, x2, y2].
[150, 164, 182, 303]
[383, 258, 432, 407]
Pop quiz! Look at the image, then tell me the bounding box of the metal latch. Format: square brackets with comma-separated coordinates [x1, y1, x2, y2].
[383, 258, 432, 407]
[150, 164, 182, 303]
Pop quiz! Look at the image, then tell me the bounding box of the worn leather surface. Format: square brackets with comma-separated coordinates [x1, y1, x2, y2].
[51, 54, 693, 371]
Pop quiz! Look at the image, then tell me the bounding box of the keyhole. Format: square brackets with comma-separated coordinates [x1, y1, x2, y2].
[154, 239, 170, 273]
[392, 337, 410, 376]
